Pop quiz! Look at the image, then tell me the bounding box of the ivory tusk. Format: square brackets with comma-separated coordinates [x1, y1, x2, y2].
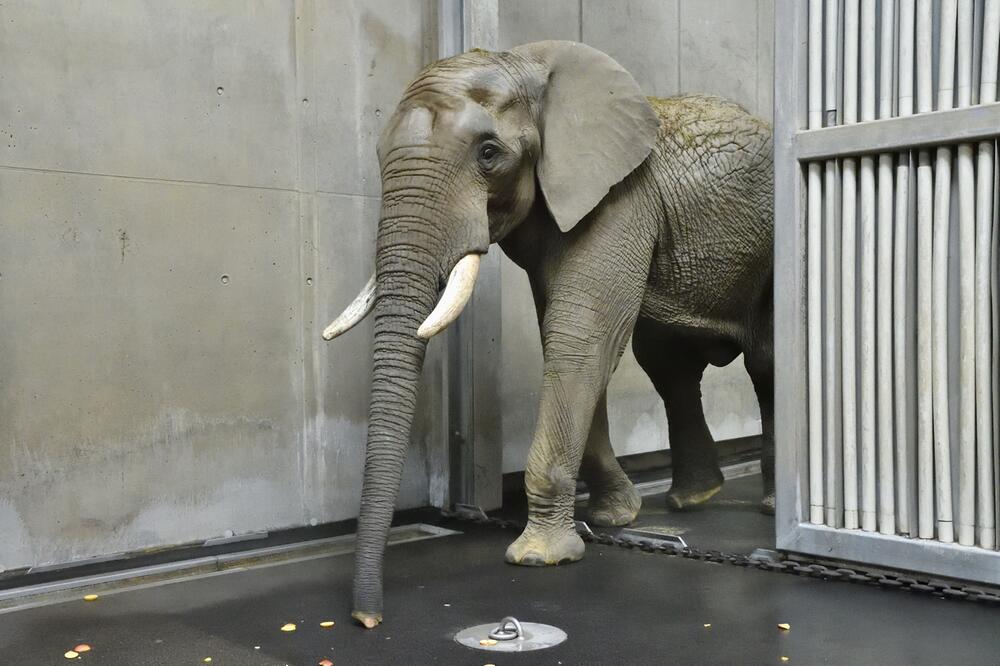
[416, 254, 481, 339]
[322, 273, 376, 341]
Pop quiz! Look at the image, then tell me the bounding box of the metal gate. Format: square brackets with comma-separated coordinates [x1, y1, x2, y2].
[775, 0, 1000, 584]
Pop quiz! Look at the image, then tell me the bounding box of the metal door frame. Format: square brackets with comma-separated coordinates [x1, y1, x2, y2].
[773, 0, 1000, 584]
[431, 0, 504, 512]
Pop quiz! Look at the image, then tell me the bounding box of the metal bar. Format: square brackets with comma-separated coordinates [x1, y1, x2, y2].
[876, 0, 896, 527]
[993, 138, 1000, 546]
[824, 159, 845, 528]
[795, 102, 1000, 159]
[462, 0, 502, 512]
[932, 0, 958, 544]
[778, 522, 1000, 585]
[842, 156, 859, 530]
[439, 0, 503, 512]
[858, 0, 877, 532]
[824, 0, 845, 529]
[956, 0, 977, 547]
[808, 0, 825, 525]
[825, 0, 842, 125]
[774, 0, 811, 542]
[915, 0, 935, 540]
[842, 0, 860, 531]
[976, 0, 1000, 550]
[873, 0, 897, 535]
[894, 0, 917, 537]
[0, 524, 460, 612]
[876, 146, 895, 535]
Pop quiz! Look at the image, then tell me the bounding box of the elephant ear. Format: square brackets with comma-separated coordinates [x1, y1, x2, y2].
[512, 41, 660, 232]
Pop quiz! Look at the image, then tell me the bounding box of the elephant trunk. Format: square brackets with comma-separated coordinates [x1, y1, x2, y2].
[349, 131, 493, 623]
[350, 141, 488, 627]
[351, 239, 438, 628]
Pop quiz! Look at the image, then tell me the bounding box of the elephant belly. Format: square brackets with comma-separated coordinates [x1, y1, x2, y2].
[638, 224, 772, 361]
[636, 94, 774, 361]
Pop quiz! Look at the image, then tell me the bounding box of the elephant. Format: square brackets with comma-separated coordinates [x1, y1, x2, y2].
[323, 41, 774, 628]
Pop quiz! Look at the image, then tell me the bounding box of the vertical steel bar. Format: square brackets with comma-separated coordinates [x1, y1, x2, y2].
[858, 0, 878, 532]
[915, 0, 936, 539]
[824, 0, 845, 528]
[976, 0, 999, 549]
[932, 0, 958, 544]
[842, 0, 861, 530]
[876, 0, 897, 535]
[956, 0, 977, 546]
[773, 0, 811, 547]
[895, 0, 917, 537]
[808, 0, 826, 525]
[892, 0, 916, 534]
[994, 138, 1000, 541]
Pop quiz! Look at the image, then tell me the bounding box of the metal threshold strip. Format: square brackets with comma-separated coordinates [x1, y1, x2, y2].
[440, 511, 1000, 606]
[0, 523, 459, 614]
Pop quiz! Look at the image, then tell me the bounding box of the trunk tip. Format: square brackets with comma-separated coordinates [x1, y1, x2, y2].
[352, 610, 383, 629]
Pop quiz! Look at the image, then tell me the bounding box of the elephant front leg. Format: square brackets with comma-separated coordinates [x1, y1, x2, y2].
[505, 368, 609, 566]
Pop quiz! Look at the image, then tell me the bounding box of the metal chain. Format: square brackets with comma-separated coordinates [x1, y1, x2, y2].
[440, 509, 1000, 606]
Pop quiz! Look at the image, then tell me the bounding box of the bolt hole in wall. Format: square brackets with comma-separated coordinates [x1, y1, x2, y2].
[797, 0, 1000, 558]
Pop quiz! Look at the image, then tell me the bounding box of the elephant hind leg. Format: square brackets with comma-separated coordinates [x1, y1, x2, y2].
[633, 319, 723, 510]
[744, 300, 775, 514]
[580, 391, 641, 527]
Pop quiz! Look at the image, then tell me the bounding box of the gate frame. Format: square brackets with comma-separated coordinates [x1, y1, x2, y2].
[773, 0, 1000, 584]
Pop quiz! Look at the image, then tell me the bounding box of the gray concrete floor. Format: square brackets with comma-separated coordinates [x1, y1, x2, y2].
[2, 475, 998, 665]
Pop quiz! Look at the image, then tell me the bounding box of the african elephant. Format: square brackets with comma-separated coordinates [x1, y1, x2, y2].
[323, 41, 774, 628]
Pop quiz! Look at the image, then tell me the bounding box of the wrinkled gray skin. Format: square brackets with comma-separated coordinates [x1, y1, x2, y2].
[341, 41, 773, 628]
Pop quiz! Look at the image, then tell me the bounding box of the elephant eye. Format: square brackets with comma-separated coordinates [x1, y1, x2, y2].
[478, 142, 500, 166]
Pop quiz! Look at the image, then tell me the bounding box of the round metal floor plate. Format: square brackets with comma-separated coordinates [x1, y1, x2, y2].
[454, 621, 567, 652]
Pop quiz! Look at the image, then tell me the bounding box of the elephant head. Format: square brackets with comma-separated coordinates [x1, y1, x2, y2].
[323, 41, 659, 628]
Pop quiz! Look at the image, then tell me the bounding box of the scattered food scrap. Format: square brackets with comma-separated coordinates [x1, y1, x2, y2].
[202, 659, 212, 664]
[781, 657, 790, 662]
[83, 594, 99, 602]
[318, 659, 334, 666]
[73, 644, 91, 653]
[703, 623, 712, 628]
[777, 623, 791, 631]
[479, 638, 498, 647]
[319, 621, 335, 628]
[280, 623, 297, 633]
[63, 651, 79, 660]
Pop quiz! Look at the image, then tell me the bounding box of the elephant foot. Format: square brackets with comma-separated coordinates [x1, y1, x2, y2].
[505, 522, 585, 567]
[665, 472, 724, 511]
[351, 610, 382, 629]
[587, 480, 641, 527]
[760, 490, 776, 515]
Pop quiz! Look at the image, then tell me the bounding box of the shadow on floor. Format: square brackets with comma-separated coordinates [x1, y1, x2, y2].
[588, 472, 775, 555]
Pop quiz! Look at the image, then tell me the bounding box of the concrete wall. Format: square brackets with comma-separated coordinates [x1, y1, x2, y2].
[498, 0, 774, 471]
[0, 1, 774, 568]
[0, 0, 444, 570]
